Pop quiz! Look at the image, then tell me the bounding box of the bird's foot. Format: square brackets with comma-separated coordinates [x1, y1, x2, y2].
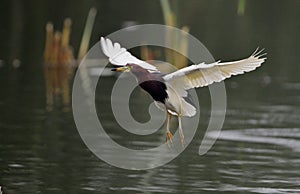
[180, 132, 186, 148]
[166, 130, 173, 147]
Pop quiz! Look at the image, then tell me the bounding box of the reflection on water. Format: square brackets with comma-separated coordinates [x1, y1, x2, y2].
[1, 0, 300, 193]
[44, 19, 75, 112]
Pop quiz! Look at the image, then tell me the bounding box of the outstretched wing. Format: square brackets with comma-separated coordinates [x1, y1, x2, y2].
[163, 48, 266, 96]
[100, 37, 159, 72]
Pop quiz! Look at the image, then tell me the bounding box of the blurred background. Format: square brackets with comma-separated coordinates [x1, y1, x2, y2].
[0, 0, 300, 193]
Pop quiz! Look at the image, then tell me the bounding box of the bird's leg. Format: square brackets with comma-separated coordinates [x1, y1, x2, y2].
[166, 112, 173, 147]
[178, 115, 186, 147]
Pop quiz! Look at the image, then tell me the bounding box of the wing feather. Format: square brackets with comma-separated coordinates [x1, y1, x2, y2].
[100, 37, 159, 72]
[164, 49, 266, 94]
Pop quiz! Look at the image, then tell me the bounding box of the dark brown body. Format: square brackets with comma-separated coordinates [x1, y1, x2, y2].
[127, 64, 168, 103]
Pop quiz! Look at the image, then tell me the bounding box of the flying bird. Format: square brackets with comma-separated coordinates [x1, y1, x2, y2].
[100, 37, 266, 147]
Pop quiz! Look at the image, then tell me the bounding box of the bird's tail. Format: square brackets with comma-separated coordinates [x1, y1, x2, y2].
[181, 99, 196, 117]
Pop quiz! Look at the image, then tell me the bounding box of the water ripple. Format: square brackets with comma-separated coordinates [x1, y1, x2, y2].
[208, 128, 300, 152]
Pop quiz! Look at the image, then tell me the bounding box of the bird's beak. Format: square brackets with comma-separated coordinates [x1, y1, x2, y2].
[111, 67, 128, 72]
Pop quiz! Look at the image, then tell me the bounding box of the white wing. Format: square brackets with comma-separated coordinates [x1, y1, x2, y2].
[100, 37, 159, 72]
[163, 48, 266, 97]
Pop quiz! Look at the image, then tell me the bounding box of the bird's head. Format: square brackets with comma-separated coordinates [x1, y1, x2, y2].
[111, 64, 149, 75]
[111, 65, 132, 72]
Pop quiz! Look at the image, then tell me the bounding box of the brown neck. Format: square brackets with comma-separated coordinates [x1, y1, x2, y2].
[128, 64, 152, 83]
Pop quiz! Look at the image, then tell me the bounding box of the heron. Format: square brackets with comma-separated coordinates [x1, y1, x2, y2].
[100, 37, 266, 147]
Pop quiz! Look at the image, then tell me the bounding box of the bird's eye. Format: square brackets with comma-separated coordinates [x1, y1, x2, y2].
[125, 66, 131, 72]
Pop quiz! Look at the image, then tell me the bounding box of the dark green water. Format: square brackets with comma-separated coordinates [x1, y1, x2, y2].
[1, 0, 300, 193]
